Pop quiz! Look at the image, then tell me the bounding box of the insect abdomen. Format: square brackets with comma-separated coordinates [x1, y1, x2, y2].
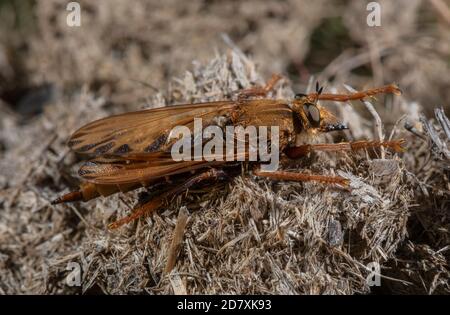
[51, 182, 143, 204]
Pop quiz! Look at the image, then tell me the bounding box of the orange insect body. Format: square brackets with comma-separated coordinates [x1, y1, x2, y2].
[52, 78, 404, 229]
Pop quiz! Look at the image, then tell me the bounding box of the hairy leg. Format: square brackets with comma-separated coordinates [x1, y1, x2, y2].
[238, 74, 282, 100]
[284, 139, 405, 159]
[253, 169, 349, 186]
[108, 168, 227, 229]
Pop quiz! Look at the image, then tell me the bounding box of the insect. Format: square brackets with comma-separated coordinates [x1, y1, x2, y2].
[52, 75, 405, 229]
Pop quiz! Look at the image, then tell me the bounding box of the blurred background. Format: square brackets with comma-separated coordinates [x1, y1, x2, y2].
[0, 0, 448, 119]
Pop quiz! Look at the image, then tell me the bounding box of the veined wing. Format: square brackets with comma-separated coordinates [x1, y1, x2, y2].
[78, 151, 248, 185]
[72, 99, 290, 185]
[68, 101, 237, 156]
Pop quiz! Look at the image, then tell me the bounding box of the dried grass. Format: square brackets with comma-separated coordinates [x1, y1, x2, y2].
[0, 0, 449, 295]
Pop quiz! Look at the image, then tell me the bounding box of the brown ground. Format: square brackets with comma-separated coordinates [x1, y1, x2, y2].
[0, 0, 449, 294]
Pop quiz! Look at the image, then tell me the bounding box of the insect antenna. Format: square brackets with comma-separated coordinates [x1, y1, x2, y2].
[314, 81, 324, 104]
[315, 81, 324, 95]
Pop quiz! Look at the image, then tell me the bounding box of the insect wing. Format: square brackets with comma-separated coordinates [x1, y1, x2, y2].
[68, 101, 236, 156]
[78, 151, 246, 185]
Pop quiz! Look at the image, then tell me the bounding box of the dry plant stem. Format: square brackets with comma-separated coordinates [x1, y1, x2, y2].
[404, 121, 427, 140]
[168, 273, 188, 295]
[253, 169, 349, 186]
[165, 207, 189, 273]
[108, 169, 223, 229]
[318, 48, 392, 82]
[435, 108, 450, 140]
[388, 114, 407, 142]
[367, 34, 384, 87]
[421, 109, 450, 160]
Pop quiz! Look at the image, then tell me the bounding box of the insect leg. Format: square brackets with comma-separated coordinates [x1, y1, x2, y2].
[237, 74, 282, 100]
[253, 169, 349, 186]
[108, 168, 227, 229]
[284, 139, 406, 159]
[313, 84, 401, 102]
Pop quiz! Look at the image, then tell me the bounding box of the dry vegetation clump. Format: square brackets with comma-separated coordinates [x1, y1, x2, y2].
[0, 0, 449, 294]
[383, 108, 450, 294]
[1, 50, 447, 294]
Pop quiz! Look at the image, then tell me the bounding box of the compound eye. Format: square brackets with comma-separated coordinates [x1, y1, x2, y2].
[303, 103, 321, 127]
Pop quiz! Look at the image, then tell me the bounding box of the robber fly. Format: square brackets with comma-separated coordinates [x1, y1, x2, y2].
[52, 75, 405, 229]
